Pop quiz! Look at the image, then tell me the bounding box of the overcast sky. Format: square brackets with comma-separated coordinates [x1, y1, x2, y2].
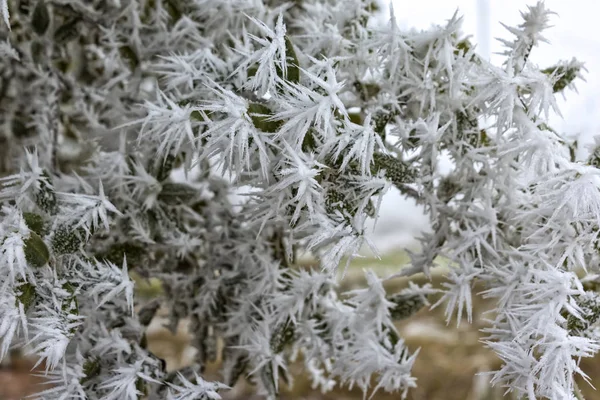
[387, 0, 600, 143]
[367, 0, 600, 254]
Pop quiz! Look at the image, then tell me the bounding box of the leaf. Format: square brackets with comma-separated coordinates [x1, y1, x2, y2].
[98, 242, 145, 268]
[155, 153, 177, 182]
[223, 351, 249, 387]
[371, 153, 415, 188]
[81, 357, 101, 384]
[11, 118, 30, 138]
[31, 0, 50, 36]
[24, 231, 50, 268]
[270, 320, 295, 353]
[260, 363, 278, 398]
[354, 81, 381, 101]
[54, 18, 80, 43]
[387, 293, 426, 320]
[247, 64, 258, 78]
[274, 36, 300, 84]
[30, 40, 45, 65]
[348, 112, 363, 125]
[454, 38, 472, 55]
[35, 171, 58, 214]
[140, 332, 148, 349]
[158, 182, 198, 204]
[61, 282, 79, 321]
[136, 377, 148, 398]
[16, 282, 37, 311]
[137, 300, 160, 326]
[22, 212, 46, 236]
[140, 0, 156, 23]
[51, 224, 83, 255]
[248, 102, 282, 133]
[190, 110, 205, 122]
[283, 36, 299, 83]
[542, 63, 581, 93]
[164, 0, 182, 22]
[119, 45, 139, 70]
[301, 129, 317, 152]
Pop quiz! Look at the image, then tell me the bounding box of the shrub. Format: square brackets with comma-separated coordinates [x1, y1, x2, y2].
[0, 0, 596, 399]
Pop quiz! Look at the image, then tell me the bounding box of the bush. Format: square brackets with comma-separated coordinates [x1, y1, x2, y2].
[0, 0, 597, 399]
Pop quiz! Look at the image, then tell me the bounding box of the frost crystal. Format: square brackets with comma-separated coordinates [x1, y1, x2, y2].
[0, 1, 597, 399]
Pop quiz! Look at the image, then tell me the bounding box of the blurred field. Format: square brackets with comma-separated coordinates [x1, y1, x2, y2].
[2, 252, 600, 400]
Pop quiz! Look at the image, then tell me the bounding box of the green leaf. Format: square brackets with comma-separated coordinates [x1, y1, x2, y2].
[138, 301, 160, 326]
[31, 40, 45, 65]
[387, 292, 426, 320]
[247, 64, 258, 78]
[31, 0, 50, 35]
[354, 81, 381, 101]
[98, 242, 145, 268]
[270, 320, 295, 353]
[248, 102, 282, 133]
[140, 0, 156, 24]
[190, 110, 205, 122]
[35, 171, 58, 214]
[81, 357, 101, 384]
[164, 0, 182, 22]
[54, 18, 80, 43]
[301, 129, 317, 152]
[283, 35, 300, 83]
[274, 36, 300, 84]
[542, 63, 581, 93]
[365, 1, 380, 13]
[119, 46, 139, 70]
[61, 282, 79, 319]
[62, 281, 77, 296]
[454, 38, 472, 55]
[566, 292, 600, 335]
[371, 153, 415, 188]
[22, 212, 46, 236]
[140, 332, 148, 349]
[16, 282, 37, 311]
[348, 112, 363, 125]
[324, 188, 356, 225]
[454, 38, 482, 65]
[155, 153, 177, 182]
[24, 231, 50, 268]
[11, 118, 30, 138]
[372, 105, 398, 140]
[51, 224, 83, 255]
